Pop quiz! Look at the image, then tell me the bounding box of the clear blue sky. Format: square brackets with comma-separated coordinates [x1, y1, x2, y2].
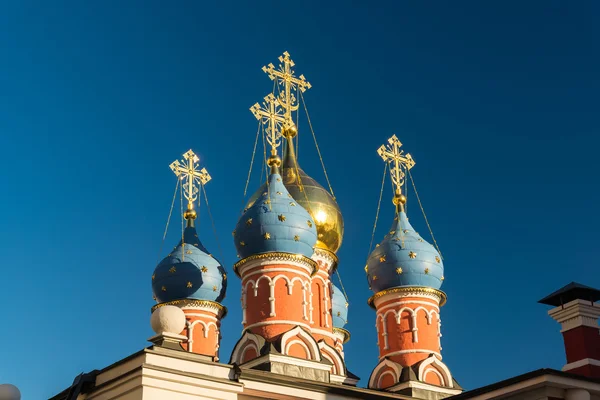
[0, 1, 598, 399]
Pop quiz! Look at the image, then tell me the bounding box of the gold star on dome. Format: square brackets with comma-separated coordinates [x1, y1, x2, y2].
[345, 302, 349, 308]
[152, 274, 155, 281]
[276, 178, 281, 182]
[212, 285, 218, 292]
[376, 243, 380, 247]
[187, 282, 192, 288]
[403, 229, 409, 234]
[240, 241, 246, 246]
[372, 276, 378, 281]
[307, 220, 313, 228]
[290, 202, 296, 206]
[232, 230, 236, 236]
[396, 267, 403, 274]
[409, 251, 417, 259]
[193, 243, 199, 247]
[424, 268, 430, 274]
[262, 192, 268, 196]
[201, 266, 208, 273]
[278, 214, 286, 222]
[264, 232, 271, 240]
[379, 255, 386, 263]
[435, 256, 441, 263]
[276, 191, 282, 195]
[223, 273, 227, 280]
[389, 230, 396, 235]
[288, 193, 293, 198]
[364, 264, 368, 273]
[294, 235, 300, 241]
[246, 218, 253, 226]
[337, 311, 341, 317]
[161, 286, 166, 292]
[186, 249, 192, 254]
[152, 295, 156, 300]
[418, 238, 424, 243]
[169, 266, 176, 273]
[265, 199, 271, 205]
[441, 276, 445, 281]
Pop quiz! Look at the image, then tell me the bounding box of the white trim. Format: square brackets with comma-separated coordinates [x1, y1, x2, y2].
[388, 380, 462, 395]
[377, 299, 440, 314]
[563, 358, 600, 371]
[380, 349, 442, 361]
[311, 328, 338, 340]
[181, 313, 218, 321]
[280, 326, 321, 361]
[284, 339, 312, 358]
[374, 291, 442, 309]
[239, 342, 260, 364]
[230, 331, 262, 364]
[368, 358, 402, 389]
[377, 371, 396, 388]
[244, 320, 312, 332]
[239, 260, 313, 278]
[318, 341, 345, 376]
[549, 300, 600, 332]
[418, 355, 453, 388]
[423, 367, 445, 385]
[240, 353, 331, 371]
[330, 374, 359, 386]
[311, 248, 336, 271]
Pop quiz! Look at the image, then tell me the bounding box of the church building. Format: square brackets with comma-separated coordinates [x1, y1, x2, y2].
[50, 52, 600, 400]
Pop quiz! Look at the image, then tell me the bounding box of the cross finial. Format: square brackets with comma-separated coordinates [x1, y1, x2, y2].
[262, 51, 311, 130]
[250, 93, 286, 156]
[169, 150, 211, 213]
[377, 135, 415, 208]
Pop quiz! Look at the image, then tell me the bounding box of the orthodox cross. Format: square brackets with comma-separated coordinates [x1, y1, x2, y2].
[262, 51, 312, 124]
[377, 135, 415, 196]
[250, 93, 286, 155]
[169, 149, 211, 208]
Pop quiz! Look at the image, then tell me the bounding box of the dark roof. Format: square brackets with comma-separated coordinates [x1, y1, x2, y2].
[538, 282, 600, 306]
[449, 368, 600, 399]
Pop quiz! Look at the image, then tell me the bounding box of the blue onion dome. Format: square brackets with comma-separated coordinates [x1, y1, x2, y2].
[152, 219, 227, 304]
[366, 211, 444, 293]
[332, 284, 348, 328]
[234, 162, 318, 260]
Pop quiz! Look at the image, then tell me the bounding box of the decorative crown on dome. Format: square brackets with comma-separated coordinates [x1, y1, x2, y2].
[366, 135, 444, 294]
[152, 150, 227, 304]
[234, 82, 317, 262]
[244, 51, 344, 255]
[332, 283, 349, 328]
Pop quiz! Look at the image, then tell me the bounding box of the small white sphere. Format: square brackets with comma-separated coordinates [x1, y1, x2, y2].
[0, 384, 21, 400]
[150, 305, 186, 335]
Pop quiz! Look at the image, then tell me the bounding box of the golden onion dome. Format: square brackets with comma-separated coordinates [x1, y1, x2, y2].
[245, 136, 344, 253]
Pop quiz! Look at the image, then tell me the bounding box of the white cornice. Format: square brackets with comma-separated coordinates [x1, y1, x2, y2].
[563, 358, 600, 372]
[548, 300, 600, 332]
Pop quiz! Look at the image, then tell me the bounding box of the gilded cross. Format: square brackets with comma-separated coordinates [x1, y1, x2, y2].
[170, 149, 211, 207]
[250, 93, 286, 155]
[262, 51, 312, 124]
[377, 135, 415, 195]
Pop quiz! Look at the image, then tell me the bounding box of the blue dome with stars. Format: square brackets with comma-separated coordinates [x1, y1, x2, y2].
[366, 212, 444, 293]
[234, 169, 318, 260]
[152, 224, 227, 304]
[332, 284, 348, 328]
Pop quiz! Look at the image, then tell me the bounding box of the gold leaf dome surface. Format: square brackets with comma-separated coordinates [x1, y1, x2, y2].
[246, 138, 344, 254]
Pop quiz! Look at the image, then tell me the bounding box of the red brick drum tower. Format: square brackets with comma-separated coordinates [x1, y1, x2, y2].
[365, 136, 462, 399]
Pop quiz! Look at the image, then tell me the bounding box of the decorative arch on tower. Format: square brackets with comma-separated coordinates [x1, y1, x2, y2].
[280, 326, 321, 361]
[368, 358, 402, 389]
[318, 341, 345, 376]
[417, 355, 454, 388]
[230, 330, 265, 365]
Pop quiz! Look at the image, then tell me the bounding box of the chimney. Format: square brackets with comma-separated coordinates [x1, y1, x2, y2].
[539, 282, 600, 378]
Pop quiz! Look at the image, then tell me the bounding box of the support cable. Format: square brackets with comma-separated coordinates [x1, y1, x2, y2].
[156, 178, 180, 264]
[407, 168, 444, 259]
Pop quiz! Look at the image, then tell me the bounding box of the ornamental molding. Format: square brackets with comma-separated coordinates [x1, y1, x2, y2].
[234, 252, 317, 277]
[548, 300, 600, 332]
[369, 287, 446, 309]
[332, 327, 351, 344]
[311, 247, 338, 272]
[151, 299, 227, 318]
